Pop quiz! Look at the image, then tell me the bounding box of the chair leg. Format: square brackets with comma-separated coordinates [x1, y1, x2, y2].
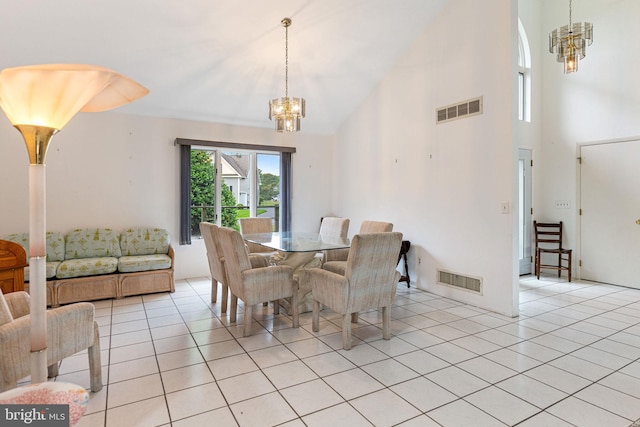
[312, 300, 320, 332]
[273, 299, 280, 315]
[89, 323, 103, 392]
[568, 252, 572, 282]
[382, 306, 391, 340]
[291, 291, 299, 328]
[243, 304, 253, 337]
[557, 253, 562, 278]
[230, 294, 238, 323]
[536, 248, 541, 279]
[351, 312, 359, 323]
[221, 282, 228, 313]
[211, 278, 218, 303]
[342, 314, 352, 350]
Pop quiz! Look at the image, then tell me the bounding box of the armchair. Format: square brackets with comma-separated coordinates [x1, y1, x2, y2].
[238, 217, 276, 256]
[0, 290, 102, 393]
[201, 222, 269, 314]
[216, 227, 299, 337]
[323, 220, 393, 268]
[308, 232, 403, 350]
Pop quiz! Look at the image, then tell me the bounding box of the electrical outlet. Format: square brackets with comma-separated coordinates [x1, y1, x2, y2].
[418, 257, 422, 265]
[555, 200, 570, 209]
[501, 201, 510, 214]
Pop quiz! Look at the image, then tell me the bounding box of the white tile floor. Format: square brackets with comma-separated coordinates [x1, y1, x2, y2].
[49, 275, 640, 427]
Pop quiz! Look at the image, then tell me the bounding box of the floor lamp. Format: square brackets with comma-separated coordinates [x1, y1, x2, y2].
[0, 64, 148, 384]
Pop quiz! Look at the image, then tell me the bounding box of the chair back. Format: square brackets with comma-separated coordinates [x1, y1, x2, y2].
[0, 291, 13, 326]
[344, 232, 403, 312]
[319, 217, 350, 239]
[359, 221, 393, 233]
[534, 221, 565, 250]
[200, 222, 225, 284]
[239, 217, 274, 253]
[217, 227, 253, 296]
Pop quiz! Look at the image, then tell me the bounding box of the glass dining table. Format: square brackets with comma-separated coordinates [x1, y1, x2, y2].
[242, 231, 350, 253]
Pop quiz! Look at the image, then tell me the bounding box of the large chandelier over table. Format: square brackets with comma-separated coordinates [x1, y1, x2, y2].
[269, 17, 305, 132]
[549, 0, 593, 74]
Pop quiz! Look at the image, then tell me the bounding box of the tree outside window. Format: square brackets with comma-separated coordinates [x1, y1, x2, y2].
[190, 150, 237, 235]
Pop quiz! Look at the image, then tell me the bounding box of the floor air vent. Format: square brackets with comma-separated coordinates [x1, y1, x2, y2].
[436, 96, 483, 124]
[437, 269, 483, 293]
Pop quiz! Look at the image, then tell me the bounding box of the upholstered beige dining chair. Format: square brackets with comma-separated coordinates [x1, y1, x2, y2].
[217, 226, 299, 336]
[308, 232, 403, 350]
[318, 216, 350, 263]
[238, 217, 275, 255]
[324, 220, 393, 267]
[0, 290, 102, 392]
[200, 222, 269, 313]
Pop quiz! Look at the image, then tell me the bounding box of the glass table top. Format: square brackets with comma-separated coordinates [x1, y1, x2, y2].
[242, 231, 350, 253]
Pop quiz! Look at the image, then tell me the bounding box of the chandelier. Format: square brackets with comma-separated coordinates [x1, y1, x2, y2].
[269, 17, 305, 132]
[549, 0, 593, 74]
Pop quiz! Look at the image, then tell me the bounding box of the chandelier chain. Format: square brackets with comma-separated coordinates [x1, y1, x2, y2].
[569, 0, 573, 29]
[285, 23, 289, 98]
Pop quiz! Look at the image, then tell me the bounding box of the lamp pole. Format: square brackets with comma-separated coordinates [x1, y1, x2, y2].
[16, 125, 58, 383]
[0, 64, 148, 386]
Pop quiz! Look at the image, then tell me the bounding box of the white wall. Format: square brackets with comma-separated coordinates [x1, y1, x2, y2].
[0, 112, 334, 280]
[539, 0, 640, 267]
[332, 0, 519, 316]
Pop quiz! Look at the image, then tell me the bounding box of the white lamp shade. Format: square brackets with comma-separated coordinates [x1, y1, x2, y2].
[0, 64, 148, 130]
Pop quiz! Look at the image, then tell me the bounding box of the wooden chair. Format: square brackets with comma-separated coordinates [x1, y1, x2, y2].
[534, 221, 572, 282]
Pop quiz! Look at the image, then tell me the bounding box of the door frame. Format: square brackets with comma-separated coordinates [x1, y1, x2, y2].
[519, 148, 532, 275]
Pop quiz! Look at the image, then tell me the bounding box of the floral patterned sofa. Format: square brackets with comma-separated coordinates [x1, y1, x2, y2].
[5, 227, 174, 306]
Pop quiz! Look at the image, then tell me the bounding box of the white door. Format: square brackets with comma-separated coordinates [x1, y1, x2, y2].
[519, 149, 532, 275]
[580, 140, 640, 288]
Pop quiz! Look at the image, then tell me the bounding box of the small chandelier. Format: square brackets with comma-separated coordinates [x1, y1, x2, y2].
[269, 17, 305, 132]
[549, 0, 593, 74]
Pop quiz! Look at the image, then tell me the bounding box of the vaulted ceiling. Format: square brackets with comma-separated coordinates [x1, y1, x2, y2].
[0, 0, 449, 134]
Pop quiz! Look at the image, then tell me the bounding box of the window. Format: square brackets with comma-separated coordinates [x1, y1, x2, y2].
[518, 19, 531, 122]
[177, 139, 295, 244]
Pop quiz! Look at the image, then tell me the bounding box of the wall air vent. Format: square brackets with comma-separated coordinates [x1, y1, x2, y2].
[437, 269, 483, 294]
[436, 96, 483, 124]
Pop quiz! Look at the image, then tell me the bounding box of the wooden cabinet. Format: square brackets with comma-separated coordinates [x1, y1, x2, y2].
[0, 240, 27, 294]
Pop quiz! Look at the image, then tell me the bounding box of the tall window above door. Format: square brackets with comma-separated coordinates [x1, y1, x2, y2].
[518, 19, 531, 122]
[176, 139, 295, 245]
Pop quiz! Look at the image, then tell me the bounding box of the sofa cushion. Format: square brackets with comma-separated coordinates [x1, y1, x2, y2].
[56, 257, 119, 279]
[24, 262, 61, 282]
[4, 231, 65, 262]
[65, 228, 121, 259]
[120, 227, 170, 256]
[118, 254, 172, 273]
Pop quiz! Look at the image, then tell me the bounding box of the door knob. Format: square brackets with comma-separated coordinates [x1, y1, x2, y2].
[637, 219, 640, 225]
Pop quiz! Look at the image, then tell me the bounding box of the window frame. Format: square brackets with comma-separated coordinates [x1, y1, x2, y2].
[176, 138, 295, 245]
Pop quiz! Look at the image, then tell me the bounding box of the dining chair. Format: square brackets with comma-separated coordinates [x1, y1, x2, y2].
[318, 217, 350, 263]
[534, 221, 572, 281]
[238, 217, 276, 255]
[200, 222, 269, 313]
[324, 220, 393, 266]
[216, 226, 299, 336]
[307, 232, 403, 350]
